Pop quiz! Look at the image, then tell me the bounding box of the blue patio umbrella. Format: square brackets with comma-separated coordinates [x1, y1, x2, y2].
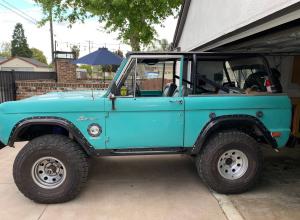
[72, 47, 123, 65]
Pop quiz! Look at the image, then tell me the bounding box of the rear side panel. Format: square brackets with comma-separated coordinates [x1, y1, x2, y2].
[184, 95, 291, 148]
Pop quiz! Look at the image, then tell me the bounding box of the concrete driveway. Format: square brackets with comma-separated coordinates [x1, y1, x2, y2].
[0, 143, 226, 220]
[2, 143, 300, 220]
[228, 147, 300, 220]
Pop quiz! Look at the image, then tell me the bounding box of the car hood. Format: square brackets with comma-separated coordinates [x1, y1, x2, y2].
[25, 90, 107, 101]
[0, 90, 107, 114]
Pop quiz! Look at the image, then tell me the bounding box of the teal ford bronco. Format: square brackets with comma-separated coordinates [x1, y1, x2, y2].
[0, 52, 292, 203]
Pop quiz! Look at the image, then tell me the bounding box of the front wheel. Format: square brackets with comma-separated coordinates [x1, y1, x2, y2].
[13, 134, 89, 203]
[196, 131, 263, 194]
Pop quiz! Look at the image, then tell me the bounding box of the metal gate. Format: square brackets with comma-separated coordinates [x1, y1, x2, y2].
[0, 72, 15, 103]
[0, 71, 57, 103]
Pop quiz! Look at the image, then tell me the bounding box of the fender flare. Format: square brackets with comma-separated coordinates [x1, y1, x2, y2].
[190, 114, 277, 154]
[8, 116, 96, 155]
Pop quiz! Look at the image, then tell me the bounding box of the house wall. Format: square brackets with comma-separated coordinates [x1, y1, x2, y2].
[177, 0, 300, 51]
[34, 67, 53, 72]
[0, 58, 51, 72]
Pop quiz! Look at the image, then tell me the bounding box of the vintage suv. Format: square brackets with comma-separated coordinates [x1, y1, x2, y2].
[0, 52, 291, 203]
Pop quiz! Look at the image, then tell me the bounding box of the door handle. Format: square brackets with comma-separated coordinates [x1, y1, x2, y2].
[169, 100, 183, 104]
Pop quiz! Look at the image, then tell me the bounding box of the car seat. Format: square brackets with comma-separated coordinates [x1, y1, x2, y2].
[162, 83, 177, 97]
[172, 85, 191, 97]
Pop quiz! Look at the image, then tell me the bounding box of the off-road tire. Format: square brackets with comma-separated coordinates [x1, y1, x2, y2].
[195, 130, 263, 194]
[13, 134, 89, 203]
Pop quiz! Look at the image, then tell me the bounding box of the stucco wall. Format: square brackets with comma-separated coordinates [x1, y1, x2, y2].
[0, 58, 51, 72]
[178, 0, 300, 51]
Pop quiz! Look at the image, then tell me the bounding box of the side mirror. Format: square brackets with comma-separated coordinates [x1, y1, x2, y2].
[109, 93, 116, 110]
[110, 80, 118, 95]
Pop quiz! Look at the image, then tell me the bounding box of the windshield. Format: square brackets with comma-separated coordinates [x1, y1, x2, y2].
[106, 58, 128, 96]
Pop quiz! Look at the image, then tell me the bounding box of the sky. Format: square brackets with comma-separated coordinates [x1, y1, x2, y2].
[0, 0, 178, 63]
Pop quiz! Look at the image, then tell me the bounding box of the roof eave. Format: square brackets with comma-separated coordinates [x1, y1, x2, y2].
[172, 0, 191, 50]
[17, 56, 48, 68]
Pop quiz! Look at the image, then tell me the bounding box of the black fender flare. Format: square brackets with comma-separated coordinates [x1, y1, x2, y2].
[190, 114, 277, 154]
[8, 116, 96, 156]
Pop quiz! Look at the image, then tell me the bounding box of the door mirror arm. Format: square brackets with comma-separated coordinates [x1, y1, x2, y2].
[109, 94, 116, 110]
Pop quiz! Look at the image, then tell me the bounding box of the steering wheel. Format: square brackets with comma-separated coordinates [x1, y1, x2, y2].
[243, 71, 267, 92]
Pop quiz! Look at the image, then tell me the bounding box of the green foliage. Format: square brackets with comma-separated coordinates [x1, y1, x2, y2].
[35, 0, 182, 51]
[115, 49, 124, 58]
[11, 23, 33, 58]
[31, 48, 48, 64]
[80, 64, 92, 74]
[0, 42, 11, 58]
[102, 49, 124, 72]
[147, 38, 170, 51]
[71, 45, 80, 59]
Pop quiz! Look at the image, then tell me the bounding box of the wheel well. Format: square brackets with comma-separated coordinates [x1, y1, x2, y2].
[9, 117, 95, 156]
[194, 119, 272, 155]
[17, 124, 69, 142]
[204, 123, 263, 146]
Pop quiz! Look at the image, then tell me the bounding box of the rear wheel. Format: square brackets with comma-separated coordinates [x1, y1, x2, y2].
[196, 131, 263, 194]
[13, 134, 89, 203]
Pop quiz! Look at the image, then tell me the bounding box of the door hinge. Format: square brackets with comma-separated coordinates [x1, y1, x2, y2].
[105, 136, 110, 143]
[105, 112, 109, 118]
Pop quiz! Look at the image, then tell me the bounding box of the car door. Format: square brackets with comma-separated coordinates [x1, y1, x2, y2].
[104, 55, 184, 149]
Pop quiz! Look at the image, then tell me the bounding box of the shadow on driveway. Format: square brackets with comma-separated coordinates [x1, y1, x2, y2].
[229, 146, 300, 220]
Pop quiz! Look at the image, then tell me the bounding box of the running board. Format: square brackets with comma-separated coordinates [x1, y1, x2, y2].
[95, 147, 188, 156]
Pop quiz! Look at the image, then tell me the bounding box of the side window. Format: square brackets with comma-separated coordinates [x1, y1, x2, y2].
[116, 57, 182, 97]
[225, 57, 269, 89]
[135, 59, 174, 91]
[195, 61, 228, 93]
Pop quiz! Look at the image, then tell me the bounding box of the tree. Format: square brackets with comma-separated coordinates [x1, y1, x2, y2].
[80, 64, 92, 74]
[0, 42, 11, 57]
[71, 45, 80, 59]
[11, 23, 33, 57]
[102, 49, 124, 73]
[31, 48, 48, 64]
[147, 38, 171, 51]
[35, 0, 182, 51]
[115, 49, 124, 58]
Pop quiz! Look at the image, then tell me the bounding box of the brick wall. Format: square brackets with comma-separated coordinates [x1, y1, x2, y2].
[16, 80, 109, 100]
[140, 79, 173, 90]
[55, 59, 77, 82]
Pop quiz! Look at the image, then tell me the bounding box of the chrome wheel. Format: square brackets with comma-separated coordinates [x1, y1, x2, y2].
[31, 156, 66, 189]
[217, 149, 248, 180]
